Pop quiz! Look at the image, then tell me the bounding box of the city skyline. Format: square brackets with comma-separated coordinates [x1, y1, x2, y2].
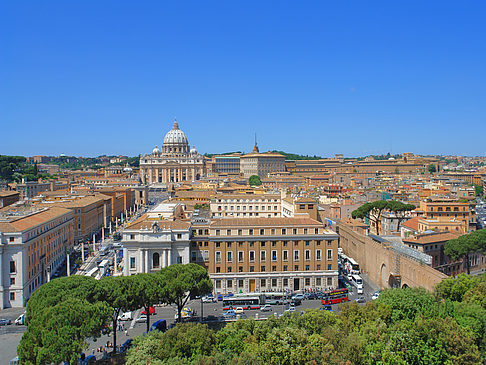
[2, 1, 485, 157]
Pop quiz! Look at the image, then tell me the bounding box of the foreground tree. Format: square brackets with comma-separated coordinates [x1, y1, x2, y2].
[131, 273, 165, 333]
[435, 273, 483, 302]
[19, 298, 111, 365]
[445, 229, 486, 274]
[160, 264, 213, 323]
[96, 276, 138, 352]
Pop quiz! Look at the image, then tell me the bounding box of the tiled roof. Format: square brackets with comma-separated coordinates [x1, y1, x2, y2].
[402, 216, 419, 231]
[403, 231, 459, 244]
[210, 217, 322, 227]
[0, 206, 72, 232]
[126, 215, 191, 230]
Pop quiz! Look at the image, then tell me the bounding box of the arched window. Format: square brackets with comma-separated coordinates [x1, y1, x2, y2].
[153, 252, 160, 268]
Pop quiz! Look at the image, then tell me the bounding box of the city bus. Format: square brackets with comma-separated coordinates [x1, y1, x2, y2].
[264, 292, 290, 305]
[320, 288, 349, 305]
[347, 257, 360, 274]
[222, 293, 265, 310]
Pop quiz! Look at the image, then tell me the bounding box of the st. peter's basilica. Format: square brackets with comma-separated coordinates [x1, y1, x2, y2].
[139, 119, 205, 184]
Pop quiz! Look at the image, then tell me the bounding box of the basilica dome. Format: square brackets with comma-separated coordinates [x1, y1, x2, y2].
[162, 119, 190, 155]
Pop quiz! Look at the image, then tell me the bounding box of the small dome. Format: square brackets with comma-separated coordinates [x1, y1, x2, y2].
[190, 145, 197, 154]
[152, 145, 160, 155]
[163, 119, 189, 146]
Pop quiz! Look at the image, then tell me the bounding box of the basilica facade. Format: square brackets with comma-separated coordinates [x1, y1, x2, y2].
[139, 119, 205, 184]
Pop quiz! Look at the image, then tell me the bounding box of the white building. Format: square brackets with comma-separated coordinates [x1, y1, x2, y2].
[122, 218, 191, 275]
[210, 193, 281, 218]
[139, 119, 205, 185]
[0, 207, 74, 308]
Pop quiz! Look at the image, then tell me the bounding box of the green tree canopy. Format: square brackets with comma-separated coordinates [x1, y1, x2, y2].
[444, 229, 486, 274]
[428, 164, 437, 173]
[435, 273, 484, 302]
[351, 200, 416, 235]
[160, 264, 213, 323]
[248, 175, 262, 186]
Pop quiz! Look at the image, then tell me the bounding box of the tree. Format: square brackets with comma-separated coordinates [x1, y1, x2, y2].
[19, 298, 111, 365]
[428, 164, 437, 173]
[351, 200, 415, 235]
[474, 184, 484, 197]
[248, 175, 262, 186]
[96, 276, 138, 352]
[131, 273, 165, 333]
[435, 273, 483, 302]
[444, 230, 486, 274]
[463, 281, 486, 309]
[160, 264, 213, 323]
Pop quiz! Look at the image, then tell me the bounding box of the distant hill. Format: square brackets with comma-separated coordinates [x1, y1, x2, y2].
[271, 151, 322, 160]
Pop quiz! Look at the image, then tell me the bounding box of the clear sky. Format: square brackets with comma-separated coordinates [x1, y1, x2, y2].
[1, 1, 485, 157]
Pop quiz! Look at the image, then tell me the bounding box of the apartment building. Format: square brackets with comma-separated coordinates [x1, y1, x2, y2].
[418, 199, 476, 234]
[0, 206, 74, 308]
[191, 217, 339, 294]
[0, 191, 20, 208]
[240, 144, 286, 178]
[210, 193, 281, 218]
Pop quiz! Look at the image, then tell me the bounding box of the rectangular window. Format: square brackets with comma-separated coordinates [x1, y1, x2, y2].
[272, 265, 277, 271]
[9, 261, 15, 273]
[305, 265, 310, 271]
[10, 277, 15, 285]
[249, 251, 255, 262]
[260, 279, 266, 287]
[272, 250, 277, 261]
[227, 279, 232, 288]
[317, 264, 321, 270]
[9, 237, 14, 242]
[305, 278, 311, 286]
[316, 240, 321, 246]
[215, 251, 221, 263]
[130, 257, 135, 269]
[327, 277, 333, 287]
[293, 228, 297, 235]
[283, 250, 288, 261]
[283, 265, 287, 271]
[249, 229, 253, 235]
[304, 228, 308, 234]
[282, 228, 286, 235]
[216, 230, 220, 236]
[261, 265, 266, 272]
[316, 278, 321, 286]
[294, 265, 299, 271]
[316, 249, 321, 260]
[272, 279, 277, 287]
[250, 266, 254, 272]
[227, 267, 232, 273]
[294, 250, 300, 261]
[260, 229, 265, 235]
[216, 266, 221, 273]
[130, 234, 135, 240]
[215, 280, 221, 289]
[238, 251, 244, 262]
[327, 249, 332, 260]
[238, 229, 242, 235]
[315, 228, 319, 234]
[238, 279, 244, 288]
[227, 251, 233, 262]
[305, 250, 310, 261]
[10, 292, 15, 301]
[227, 242, 232, 247]
[238, 266, 243, 273]
[216, 242, 221, 248]
[283, 278, 288, 286]
[260, 251, 266, 262]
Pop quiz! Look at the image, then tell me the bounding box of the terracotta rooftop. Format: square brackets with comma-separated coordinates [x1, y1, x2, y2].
[402, 216, 420, 231]
[125, 215, 191, 230]
[0, 206, 72, 232]
[403, 231, 459, 244]
[210, 217, 322, 227]
[0, 191, 19, 197]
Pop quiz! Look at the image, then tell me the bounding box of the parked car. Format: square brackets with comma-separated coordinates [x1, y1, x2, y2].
[284, 306, 296, 314]
[357, 286, 364, 294]
[0, 319, 12, 326]
[118, 311, 133, 321]
[356, 296, 366, 303]
[135, 314, 147, 323]
[320, 305, 333, 312]
[234, 307, 244, 314]
[120, 339, 133, 353]
[260, 304, 272, 312]
[371, 291, 380, 300]
[291, 294, 305, 301]
[222, 309, 236, 319]
[15, 313, 25, 325]
[202, 295, 216, 303]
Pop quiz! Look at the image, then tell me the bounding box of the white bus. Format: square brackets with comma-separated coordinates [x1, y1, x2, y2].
[347, 257, 360, 274]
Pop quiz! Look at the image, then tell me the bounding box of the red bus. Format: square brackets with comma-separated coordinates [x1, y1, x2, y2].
[320, 288, 349, 305]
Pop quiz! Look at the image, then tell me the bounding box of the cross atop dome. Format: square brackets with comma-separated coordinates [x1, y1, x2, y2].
[172, 118, 179, 130]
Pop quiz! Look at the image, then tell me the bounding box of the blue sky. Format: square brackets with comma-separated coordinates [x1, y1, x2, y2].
[1, 1, 485, 157]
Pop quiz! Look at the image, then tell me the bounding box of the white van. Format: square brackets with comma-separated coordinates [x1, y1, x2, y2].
[118, 311, 132, 321]
[357, 285, 364, 294]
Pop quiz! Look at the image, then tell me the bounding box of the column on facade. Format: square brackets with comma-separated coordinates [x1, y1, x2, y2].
[149, 168, 153, 184]
[192, 167, 195, 181]
[139, 249, 144, 273]
[163, 168, 167, 183]
[155, 168, 159, 183]
[166, 249, 170, 267]
[145, 249, 149, 273]
[162, 249, 167, 268]
[178, 168, 181, 182]
[123, 248, 129, 276]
